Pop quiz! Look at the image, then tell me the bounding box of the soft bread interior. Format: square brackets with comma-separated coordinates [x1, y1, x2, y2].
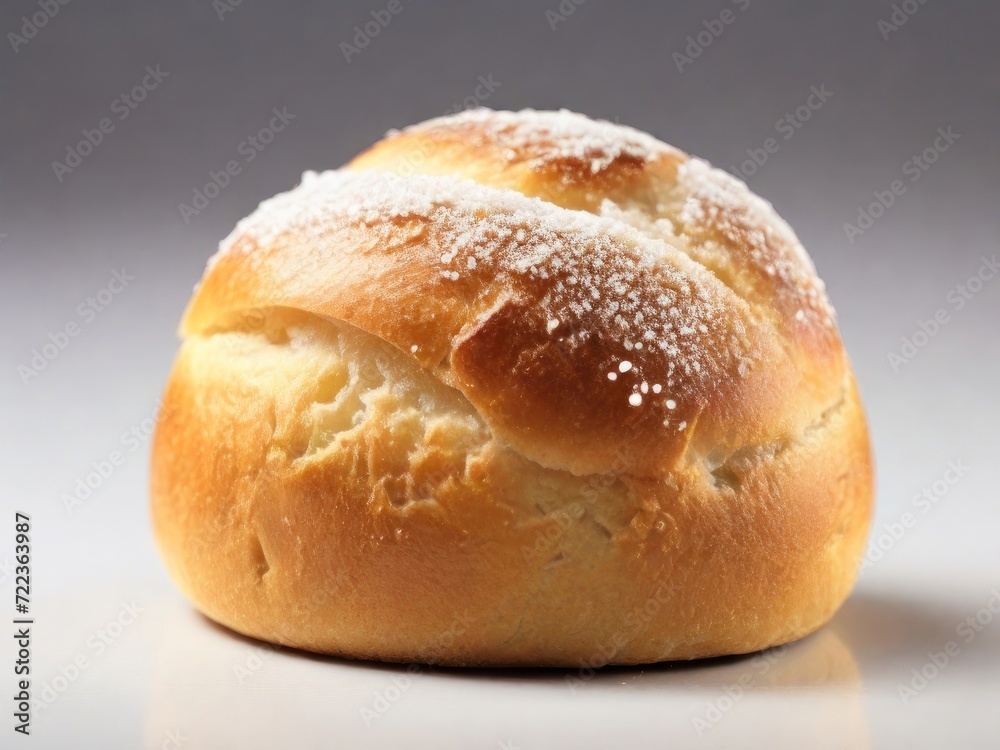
[184, 307, 638, 530]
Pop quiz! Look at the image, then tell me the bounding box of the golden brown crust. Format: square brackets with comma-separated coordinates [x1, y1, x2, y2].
[152, 109, 874, 665]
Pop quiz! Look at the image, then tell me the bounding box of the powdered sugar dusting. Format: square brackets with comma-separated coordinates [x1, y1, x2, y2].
[674, 157, 837, 327]
[219, 168, 749, 411]
[403, 108, 674, 174]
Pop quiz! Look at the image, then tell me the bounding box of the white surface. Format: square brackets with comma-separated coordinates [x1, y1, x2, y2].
[4, 32, 999, 749]
[12, 573, 1000, 749]
[3, 261, 1000, 748]
[2, 191, 998, 749]
[2, 213, 999, 749]
[4, 0, 998, 745]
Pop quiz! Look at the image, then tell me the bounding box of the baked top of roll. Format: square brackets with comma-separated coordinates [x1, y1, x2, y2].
[182, 108, 846, 479]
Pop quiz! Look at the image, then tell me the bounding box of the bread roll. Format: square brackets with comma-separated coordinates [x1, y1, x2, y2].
[151, 108, 873, 666]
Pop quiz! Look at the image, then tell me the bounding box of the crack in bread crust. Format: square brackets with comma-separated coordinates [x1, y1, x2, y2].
[198, 306, 850, 500]
[185, 174, 832, 476]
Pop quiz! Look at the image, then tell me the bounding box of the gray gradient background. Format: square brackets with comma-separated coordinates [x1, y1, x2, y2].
[2, 1, 999, 748]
